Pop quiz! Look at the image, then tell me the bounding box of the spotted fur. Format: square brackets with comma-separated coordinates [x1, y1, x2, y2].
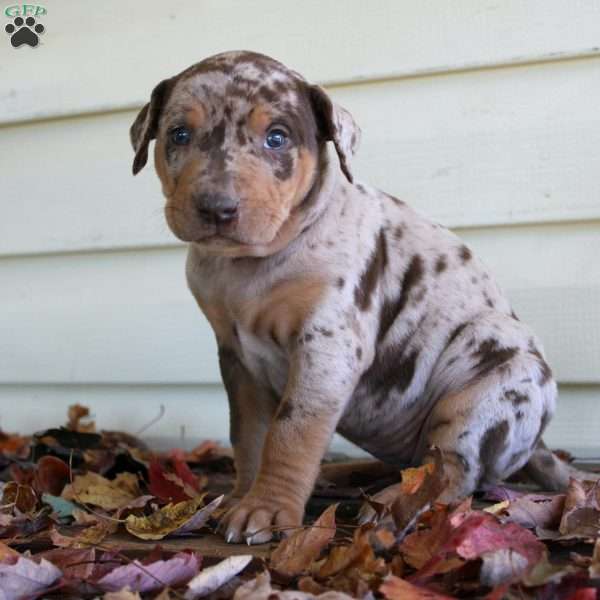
[131, 51, 566, 543]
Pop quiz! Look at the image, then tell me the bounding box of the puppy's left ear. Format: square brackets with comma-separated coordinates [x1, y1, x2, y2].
[309, 85, 361, 183]
[130, 78, 172, 175]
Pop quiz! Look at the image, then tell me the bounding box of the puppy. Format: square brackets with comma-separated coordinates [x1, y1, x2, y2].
[131, 50, 574, 544]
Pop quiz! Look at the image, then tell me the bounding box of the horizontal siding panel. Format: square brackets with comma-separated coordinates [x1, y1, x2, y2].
[3, 58, 600, 257]
[0, 383, 596, 458]
[1, 1, 599, 124]
[1, 222, 598, 384]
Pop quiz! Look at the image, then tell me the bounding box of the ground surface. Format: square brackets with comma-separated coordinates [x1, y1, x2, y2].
[1, 405, 600, 599]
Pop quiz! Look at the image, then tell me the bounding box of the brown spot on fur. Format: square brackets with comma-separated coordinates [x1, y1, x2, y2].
[396, 349, 419, 392]
[315, 326, 334, 337]
[447, 322, 470, 346]
[356, 346, 363, 360]
[377, 255, 424, 342]
[480, 420, 510, 481]
[533, 410, 551, 448]
[504, 389, 529, 406]
[458, 245, 472, 263]
[435, 255, 447, 273]
[354, 228, 388, 311]
[528, 344, 553, 386]
[473, 339, 518, 378]
[393, 225, 404, 240]
[336, 277, 345, 289]
[276, 400, 294, 421]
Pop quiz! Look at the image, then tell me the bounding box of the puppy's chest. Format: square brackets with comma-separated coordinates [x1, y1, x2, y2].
[220, 272, 329, 396]
[235, 326, 289, 396]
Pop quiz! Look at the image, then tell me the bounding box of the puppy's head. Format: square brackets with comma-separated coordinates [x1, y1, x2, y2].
[130, 51, 360, 254]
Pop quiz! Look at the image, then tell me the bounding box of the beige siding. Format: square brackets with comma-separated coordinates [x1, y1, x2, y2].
[1, 1, 598, 455]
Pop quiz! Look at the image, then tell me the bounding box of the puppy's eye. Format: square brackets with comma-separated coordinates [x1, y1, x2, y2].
[264, 128, 288, 150]
[170, 126, 191, 146]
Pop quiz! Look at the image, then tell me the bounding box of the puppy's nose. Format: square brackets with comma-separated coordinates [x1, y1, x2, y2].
[194, 193, 239, 225]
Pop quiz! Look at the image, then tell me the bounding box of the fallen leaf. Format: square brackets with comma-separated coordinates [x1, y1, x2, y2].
[559, 478, 600, 537]
[479, 548, 530, 586]
[102, 591, 142, 600]
[234, 571, 354, 599]
[35, 455, 71, 496]
[125, 495, 218, 540]
[503, 493, 565, 531]
[42, 493, 78, 521]
[312, 524, 386, 580]
[400, 505, 462, 572]
[35, 547, 104, 582]
[0, 430, 30, 458]
[0, 556, 62, 600]
[185, 555, 252, 599]
[1, 482, 37, 514]
[35, 426, 102, 450]
[50, 519, 117, 548]
[62, 471, 140, 510]
[67, 404, 96, 433]
[271, 504, 337, 577]
[392, 448, 447, 534]
[0, 541, 20, 562]
[97, 551, 200, 593]
[380, 575, 455, 599]
[412, 510, 546, 583]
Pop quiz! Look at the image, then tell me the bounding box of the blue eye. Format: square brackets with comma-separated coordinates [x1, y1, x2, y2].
[264, 128, 288, 149]
[171, 126, 191, 146]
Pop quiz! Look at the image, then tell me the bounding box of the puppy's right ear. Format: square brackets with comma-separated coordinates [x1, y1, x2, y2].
[130, 78, 172, 175]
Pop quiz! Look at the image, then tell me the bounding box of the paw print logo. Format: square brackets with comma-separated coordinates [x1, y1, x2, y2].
[5, 16, 45, 48]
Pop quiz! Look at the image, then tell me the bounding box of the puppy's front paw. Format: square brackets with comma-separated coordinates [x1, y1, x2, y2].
[219, 493, 303, 544]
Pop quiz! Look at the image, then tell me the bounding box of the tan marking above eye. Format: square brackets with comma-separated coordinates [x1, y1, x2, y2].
[185, 104, 207, 129]
[248, 105, 273, 135]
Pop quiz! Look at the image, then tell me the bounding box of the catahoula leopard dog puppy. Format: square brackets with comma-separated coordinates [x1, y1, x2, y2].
[130, 50, 578, 543]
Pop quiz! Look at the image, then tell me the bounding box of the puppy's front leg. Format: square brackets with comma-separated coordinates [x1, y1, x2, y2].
[219, 347, 277, 502]
[220, 343, 355, 544]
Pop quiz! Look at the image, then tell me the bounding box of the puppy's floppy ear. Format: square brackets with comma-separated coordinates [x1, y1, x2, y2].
[130, 78, 172, 175]
[309, 85, 361, 183]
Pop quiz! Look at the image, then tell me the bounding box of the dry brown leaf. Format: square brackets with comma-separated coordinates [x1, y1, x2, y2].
[234, 571, 354, 599]
[312, 524, 386, 580]
[380, 575, 455, 599]
[62, 471, 140, 510]
[125, 495, 212, 540]
[1, 482, 38, 514]
[559, 478, 600, 537]
[67, 404, 96, 433]
[50, 519, 117, 548]
[392, 449, 447, 534]
[271, 504, 337, 577]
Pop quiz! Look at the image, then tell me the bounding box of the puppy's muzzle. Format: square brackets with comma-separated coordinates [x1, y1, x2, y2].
[194, 192, 239, 225]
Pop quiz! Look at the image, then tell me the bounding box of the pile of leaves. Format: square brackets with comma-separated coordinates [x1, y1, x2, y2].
[1, 405, 600, 599]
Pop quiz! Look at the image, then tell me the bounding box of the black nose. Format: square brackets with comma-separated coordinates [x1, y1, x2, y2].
[194, 193, 239, 225]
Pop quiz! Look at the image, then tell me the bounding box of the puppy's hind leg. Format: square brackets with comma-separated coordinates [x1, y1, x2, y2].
[523, 439, 600, 490]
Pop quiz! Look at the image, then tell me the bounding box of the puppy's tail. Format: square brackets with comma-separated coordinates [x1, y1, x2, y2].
[522, 439, 600, 491]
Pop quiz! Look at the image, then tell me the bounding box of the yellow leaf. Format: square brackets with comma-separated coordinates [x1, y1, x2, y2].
[62, 472, 140, 510]
[125, 495, 207, 540]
